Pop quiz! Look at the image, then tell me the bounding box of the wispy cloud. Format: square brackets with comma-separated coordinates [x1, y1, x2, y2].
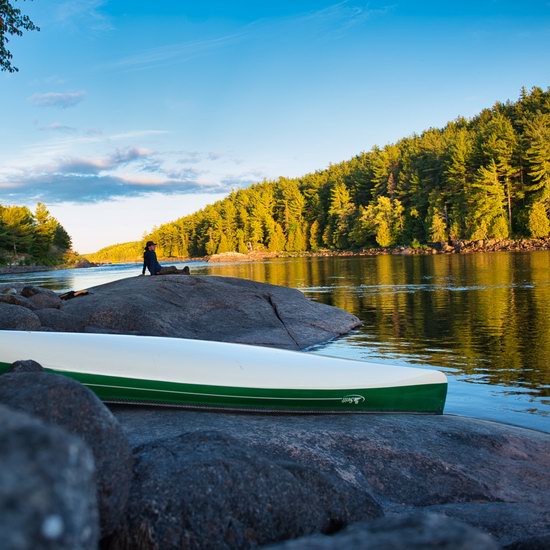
[39, 122, 78, 133]
[98, 2, 388, 73]
[290, 1, 394, 38]
[104, 32, 247, 72]
[56, 147, 153, 175]
[30, 91, 86, 109]
[220, 170, 266, 190]
[54, 0, 112, 32]
[175, 151, 226, 165]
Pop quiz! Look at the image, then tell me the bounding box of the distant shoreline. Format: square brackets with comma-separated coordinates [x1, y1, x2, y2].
[85, 237, 550, 267]
[0, 265, 60, 276]
[0, 259, 98, 277]
[3, 238, 549, 275]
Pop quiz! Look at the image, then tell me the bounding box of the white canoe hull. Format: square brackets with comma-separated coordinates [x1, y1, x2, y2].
[0, 331, 447, 413]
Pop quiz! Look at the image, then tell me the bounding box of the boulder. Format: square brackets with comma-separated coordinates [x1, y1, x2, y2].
[0, 372, 133, 538]
[1, 286, 17, 294]
[59, 275, 361, 349]
[35, 308, 85, 332]
[0, 302, 41, 330]
[0, 292, 35, 308]
[20, 286, 63, 309]
[21, 285, 45, 297]
[28, 292, 63, 310]
[105, 431, 382, 550]
[265, 512, 499, 549]
[111, 408, 550, 548]
[0, 403, 98, 549]
[7, 359, 45, 373]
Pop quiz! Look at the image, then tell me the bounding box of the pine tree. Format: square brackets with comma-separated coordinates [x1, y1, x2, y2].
[266, 221, 286, 251]
[445, 128, 471, 239]
[351, 197, 404, 247]
[308, 220, 320, 251]
[327, 181, 354, 248]
[476, 113, 518, 233]
[467, 161, 509, 239]
[429, 210, 448, 243]
[236, 229, 248, 254]
[527, 201, 550, 237]
[524, 114, 550, 201]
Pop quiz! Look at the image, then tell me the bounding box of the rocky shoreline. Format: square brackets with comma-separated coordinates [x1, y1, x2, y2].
[207, 237, 550, 262]
[0, 365, 548, 549]
[0, 276, 548, 548]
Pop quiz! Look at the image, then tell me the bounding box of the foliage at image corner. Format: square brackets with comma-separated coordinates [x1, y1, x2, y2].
[0, 0, 39, 73]
[88, 86, 550, 263]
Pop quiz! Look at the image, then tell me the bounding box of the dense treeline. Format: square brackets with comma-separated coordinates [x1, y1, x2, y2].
[88, 87, 550, 262]
[0, 203, 72, 265]
[85, 242, 143, 264]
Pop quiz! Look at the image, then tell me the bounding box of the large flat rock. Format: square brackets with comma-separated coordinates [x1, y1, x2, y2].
[110, 407, 550, 548]
[57, 275, 360, 349]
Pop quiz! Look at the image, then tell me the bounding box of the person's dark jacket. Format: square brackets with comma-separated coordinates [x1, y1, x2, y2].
[142, 249, 162, 275]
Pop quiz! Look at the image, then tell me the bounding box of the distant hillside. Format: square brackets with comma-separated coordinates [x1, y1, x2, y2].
[84, 242, 143, 264]
[0, 202, 72, 266]
[87, 86, 550, 263]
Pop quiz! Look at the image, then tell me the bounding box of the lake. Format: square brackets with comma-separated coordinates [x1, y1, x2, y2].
[1, 251, 549, 432]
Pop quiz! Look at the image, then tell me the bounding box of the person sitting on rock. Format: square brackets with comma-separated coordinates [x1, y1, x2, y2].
[141, 241, 189, 276]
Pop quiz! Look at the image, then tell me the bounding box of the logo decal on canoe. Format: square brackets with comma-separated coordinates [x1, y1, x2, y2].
[341, 395, 365, 405]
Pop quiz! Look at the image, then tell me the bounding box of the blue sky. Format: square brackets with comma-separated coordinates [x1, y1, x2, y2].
[0, 0, 548, 252]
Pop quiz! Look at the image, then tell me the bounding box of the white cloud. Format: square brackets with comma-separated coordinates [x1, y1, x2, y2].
[39, 122, 78, 133]
[30, 91, 86, 109]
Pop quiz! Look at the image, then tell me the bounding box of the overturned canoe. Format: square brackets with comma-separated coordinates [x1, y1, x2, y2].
[0, 331, 447, 413]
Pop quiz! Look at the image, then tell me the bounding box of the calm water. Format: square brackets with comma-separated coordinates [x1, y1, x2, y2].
[2, 252, 549, 432]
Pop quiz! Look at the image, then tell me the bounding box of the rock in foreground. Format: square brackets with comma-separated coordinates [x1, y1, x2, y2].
[110, 407, 550, 548]
[0, 404, 98, 549]
[105, 431, 382, 549]
[0, 372, 133, 538]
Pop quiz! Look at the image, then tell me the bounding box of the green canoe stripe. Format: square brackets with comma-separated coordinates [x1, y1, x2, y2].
[85, 382, 346, 400]
[0, 360, 447, 413]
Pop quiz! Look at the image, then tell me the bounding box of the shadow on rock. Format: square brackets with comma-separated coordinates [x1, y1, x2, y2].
[104, 431, 382, 550]
[264, 512, 499, 549]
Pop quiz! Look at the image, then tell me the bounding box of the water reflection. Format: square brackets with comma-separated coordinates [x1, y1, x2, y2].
[2, 252, 549, 431]
[197, 252, 550, 431]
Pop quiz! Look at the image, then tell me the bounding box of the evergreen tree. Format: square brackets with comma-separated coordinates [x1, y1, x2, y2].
[308, 220, 320, 251]
[467, 162, 509, 239]
[524, 114, 550, 201]
[527, 201, 550, 238]
[326, 180, 354, 248]
[445, 128, 471, 239]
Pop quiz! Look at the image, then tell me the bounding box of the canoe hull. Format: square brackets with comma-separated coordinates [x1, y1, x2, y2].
[0, 361, 447, 414]
[0, 331, 448, 414]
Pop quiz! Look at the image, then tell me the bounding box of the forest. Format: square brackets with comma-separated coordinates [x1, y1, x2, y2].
[0, 203, 72, 265]
[88, 86, 549, 262]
